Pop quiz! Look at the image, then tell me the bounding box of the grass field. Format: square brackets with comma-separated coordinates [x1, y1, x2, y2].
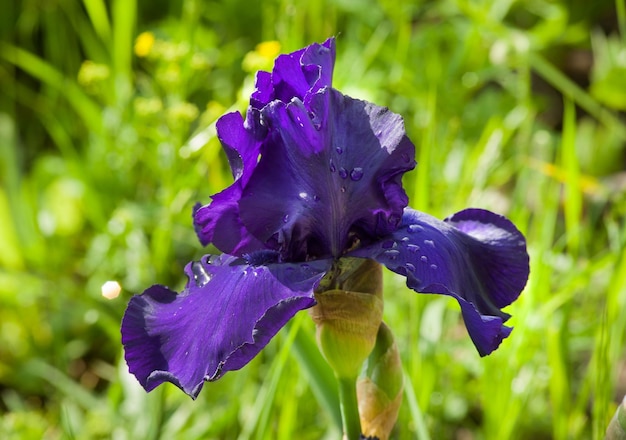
[1, 0, 626, 438]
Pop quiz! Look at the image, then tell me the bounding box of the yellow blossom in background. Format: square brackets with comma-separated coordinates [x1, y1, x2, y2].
[256, 41, 281, 58]
[135, 31, 155, 57]
[242, 40, 281, 72]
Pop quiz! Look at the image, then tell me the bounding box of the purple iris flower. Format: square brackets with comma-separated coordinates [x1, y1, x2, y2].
[121, 38, 529, 399]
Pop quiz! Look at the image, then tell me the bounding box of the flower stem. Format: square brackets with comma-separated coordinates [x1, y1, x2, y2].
[337, 375, 361, 440]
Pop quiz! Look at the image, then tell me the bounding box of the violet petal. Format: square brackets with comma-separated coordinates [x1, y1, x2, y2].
[349, 208, 529, 356]
[251, 37, 335, 110]
[238, 88, 415, 261]
[193, 112, 265, 254]
[121, 254, 330, 398]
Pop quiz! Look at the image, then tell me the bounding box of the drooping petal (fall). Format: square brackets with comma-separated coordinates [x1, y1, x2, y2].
[349, 208, 529, 355]
[121, 254, 331, 398]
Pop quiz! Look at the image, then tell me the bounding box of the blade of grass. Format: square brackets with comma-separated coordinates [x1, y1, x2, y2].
[82, 0, 112, 42]
[530, 53, 626, 140]
[0, 42, 102, 134]
[404, 371, 431, 440]
[560, 97, 582, 256]
[291, 320, 341, 429]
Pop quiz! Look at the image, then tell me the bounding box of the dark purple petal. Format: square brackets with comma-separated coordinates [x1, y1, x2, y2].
[349, 208, 529, 356]
[121, 254, 331, 398]
[193, 112, 266, 254]
[251, 38, 335, 110]
[238, 88, 415, 260]
[193, 38, 336, 254]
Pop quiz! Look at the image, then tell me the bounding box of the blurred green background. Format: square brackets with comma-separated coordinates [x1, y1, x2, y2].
[1, 0, 626, 438]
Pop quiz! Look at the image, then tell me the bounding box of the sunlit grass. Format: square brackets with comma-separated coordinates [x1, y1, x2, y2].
[1, 0, 626, 438]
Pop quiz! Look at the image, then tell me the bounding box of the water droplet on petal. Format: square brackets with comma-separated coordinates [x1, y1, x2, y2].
[335, 146, 343, 155]
[282, 214, 290, 223]
[298, 192, 308, 200]
[407, 244, 420, 253]
[191, 261, 211, 287]
[408, 225, 424, 233]
[339, 167, 348, 179]
[375, 130, 382, 137]
[340, 186, 346, 193]
[401, 236, 410, 242]
[430, 264, 438, 270]
[420, 255, 428, 263]
[313, 195, 320, 202]
[424, 239, 435, 248]
[350, 167, 363, 181]
[405, 262, 416, 272]
[384, 250, 400, 260]
[329, 160, 336, 173]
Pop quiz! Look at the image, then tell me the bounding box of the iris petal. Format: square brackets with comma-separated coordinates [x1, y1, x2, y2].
[194, 39, 335, 254]
[251, 37, 335, 110]
[193, 112, 266, 254]
[121, 254, 331, 398]
[349, 208, 529, 356]
[238, 88, 415, 261]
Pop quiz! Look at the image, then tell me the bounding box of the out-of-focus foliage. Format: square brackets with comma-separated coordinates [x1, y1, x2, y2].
[1, 0, 625, 438]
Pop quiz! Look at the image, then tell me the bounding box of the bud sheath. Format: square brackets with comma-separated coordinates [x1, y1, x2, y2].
[357, 322, 403, 440]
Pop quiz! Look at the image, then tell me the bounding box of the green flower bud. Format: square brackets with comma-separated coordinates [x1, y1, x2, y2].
[606, 395, 626, 440]
[310, 259, 384, 379]
[357, 322, 403, 440]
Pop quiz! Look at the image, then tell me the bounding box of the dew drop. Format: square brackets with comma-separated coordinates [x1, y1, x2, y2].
[401, 236, 410, 242]
[338, 167, 348, 179]
[350, 167, 364, 181]
[298, 192, 308, 200]
[430, 264, 438, 270]
[335, 146, 343, 155]
[329, 160, 337, 173]
[407, 244, 420, 253]
[282, 214, 290, 223]
[405, 262, 416, 272]
[424, 239, 435, 248]
[191, 261, 211, 287]
[340, 186, 346, 193]
[408, 224, 424, 233]
[375, 130, 382, 137]
[420, 255, 428, 263]
[313, 195, 320, 201]
[384, 250, 400, 260]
